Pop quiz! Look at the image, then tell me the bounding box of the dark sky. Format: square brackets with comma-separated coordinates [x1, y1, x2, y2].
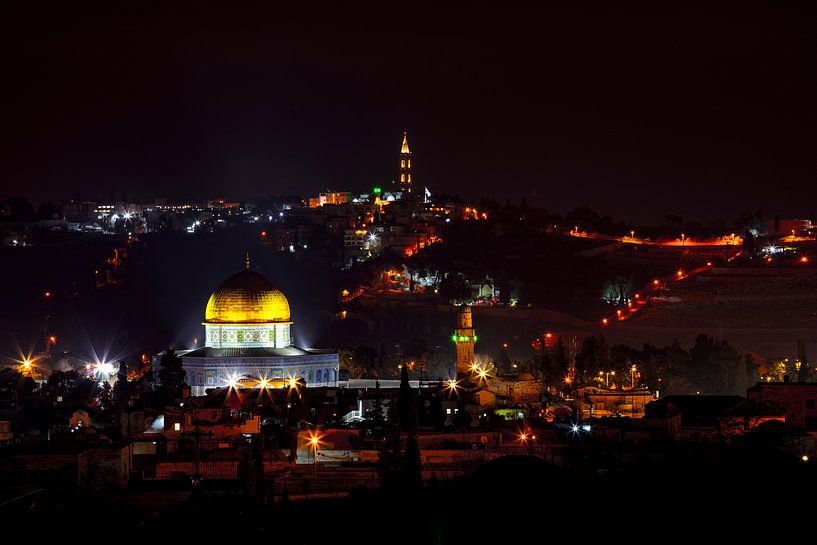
[2, 3, 815, 222]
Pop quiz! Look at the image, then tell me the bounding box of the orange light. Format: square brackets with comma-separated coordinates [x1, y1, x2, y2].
[261, 231, 267, 237]
[43, 291, 51, 298]
[801, 256, 809, 263]
[48, 335, 57, 345]
[616, 310, 622, 316]
[634, 293, 640, 299]
[602, 318, 609, 325]
[653, 279, 659, 286]
[545, 333, 552, 338]
[677, 270, 683, 277]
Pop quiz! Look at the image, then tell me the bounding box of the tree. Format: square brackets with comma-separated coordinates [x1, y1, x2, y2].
[664, 214, 683, 230]
[157, 348, 186, 399]
[551, 337, 567, 378]
[113, 361, 131, 409]
[366, 380, 386, 427]
[495, 347, 511, 374]
[352, 345, 378, 378]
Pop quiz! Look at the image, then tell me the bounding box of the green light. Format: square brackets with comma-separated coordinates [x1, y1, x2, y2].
[474, 335, 479, 341]
[373, 187, 382, 194]
[451, 334, 457, 342]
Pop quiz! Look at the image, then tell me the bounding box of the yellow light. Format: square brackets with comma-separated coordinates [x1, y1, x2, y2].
[288, 377, 298, 389]
[258, 377, 270, 389]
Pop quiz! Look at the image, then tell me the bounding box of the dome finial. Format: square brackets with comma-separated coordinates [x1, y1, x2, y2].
[245, 251, 251, 270]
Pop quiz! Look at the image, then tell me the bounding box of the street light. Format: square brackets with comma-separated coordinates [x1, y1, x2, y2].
[307, 431, 323, 472]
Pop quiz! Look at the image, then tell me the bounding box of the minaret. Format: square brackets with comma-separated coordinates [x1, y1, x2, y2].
[399, 131, 412, 196]
[452, 305, 477, 375]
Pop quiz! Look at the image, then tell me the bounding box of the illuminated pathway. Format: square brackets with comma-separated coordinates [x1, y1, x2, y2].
[599, 252, 742, 329]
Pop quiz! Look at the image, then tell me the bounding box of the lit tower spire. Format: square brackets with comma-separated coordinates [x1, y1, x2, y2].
[399, 131, 412, 196]
[245, 252, 251, 270]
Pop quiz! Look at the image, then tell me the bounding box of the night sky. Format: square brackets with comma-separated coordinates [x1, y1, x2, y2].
[2, 3, 815, 222]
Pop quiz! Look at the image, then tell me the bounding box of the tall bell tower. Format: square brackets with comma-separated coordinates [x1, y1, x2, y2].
[452, 305, 477, 375]
[399, 131, 412, 196]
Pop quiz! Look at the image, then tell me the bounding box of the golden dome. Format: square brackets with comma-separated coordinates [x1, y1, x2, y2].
[204, 269, 291, 324]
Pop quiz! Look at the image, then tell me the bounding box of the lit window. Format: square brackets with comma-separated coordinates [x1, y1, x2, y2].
[401, 160, 405, 168]
[174, 422, 181, 431]
[400, 174, 405, 182]
[407, 160, 411, 168]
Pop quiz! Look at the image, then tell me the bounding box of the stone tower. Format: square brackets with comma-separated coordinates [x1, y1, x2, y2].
[452, 305, 477, 375]
[399, 131, 412, 196]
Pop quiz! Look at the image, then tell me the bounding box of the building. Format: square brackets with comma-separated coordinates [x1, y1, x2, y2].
[179, 256, 339, 395]
[308, 191, 352, 208]
[452, 305, 477, 375]
[576, 386, 656, 419]
[747, 381, 817, 432]
[399, 131, 412, 196]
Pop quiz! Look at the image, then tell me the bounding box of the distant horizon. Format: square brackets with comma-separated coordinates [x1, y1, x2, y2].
[2, 190, 813, 228]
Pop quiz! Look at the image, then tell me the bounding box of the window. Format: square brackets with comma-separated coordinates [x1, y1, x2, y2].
[401, 160, 405, 168]
[174, 422, 181, 431]
[407, 160, 411, 168]
[807, 399, 815, 410]
[400, 174, 405, 182]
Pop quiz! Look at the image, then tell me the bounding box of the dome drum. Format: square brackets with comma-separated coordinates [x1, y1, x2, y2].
[203, 268, 293, 349]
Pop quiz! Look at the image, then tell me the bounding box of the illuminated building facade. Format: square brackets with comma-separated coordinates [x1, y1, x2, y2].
[452, 305, 477, 375]
[399, 131, 412, 196]
[180, 257, 339, 395]
[308, 191, 352, 208]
